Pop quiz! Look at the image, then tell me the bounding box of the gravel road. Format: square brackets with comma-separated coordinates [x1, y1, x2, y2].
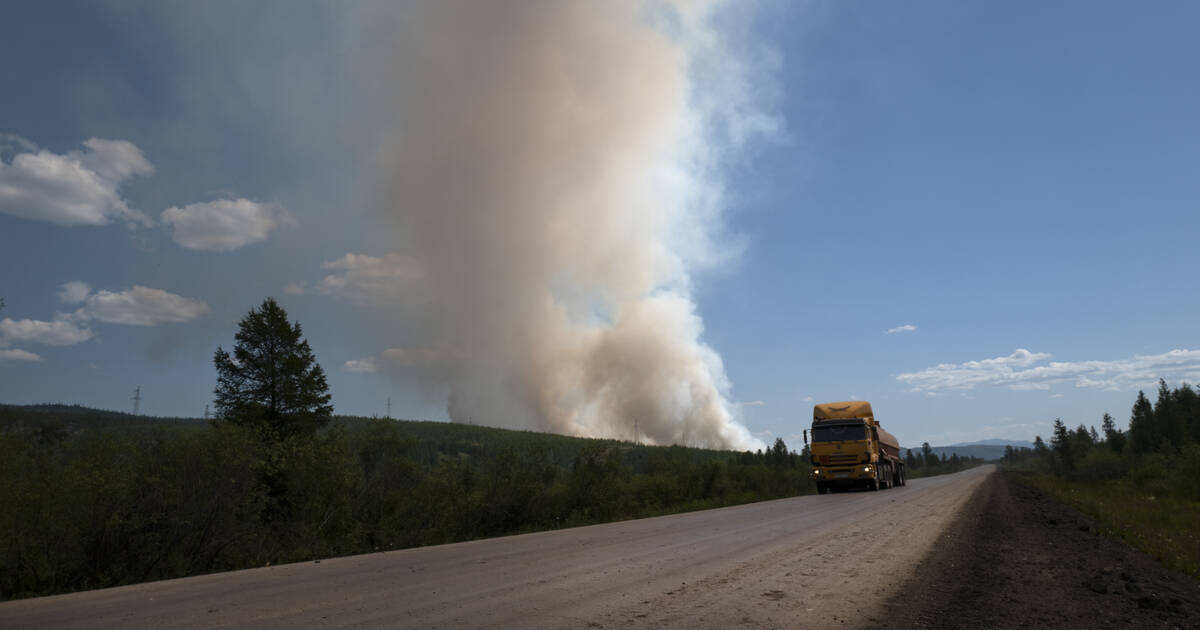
[0, 465, 993, 629]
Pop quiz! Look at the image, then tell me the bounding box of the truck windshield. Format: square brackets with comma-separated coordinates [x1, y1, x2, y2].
[811, 424, 867, 442]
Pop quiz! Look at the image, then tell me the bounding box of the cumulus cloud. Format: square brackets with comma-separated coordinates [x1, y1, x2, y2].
[316, 253, 428, 306]
[74, 286, 209, 326]
[0, 317, 93, 346]
[0, 348, 41, 362]
[898, 348, 1200, 393]
[161, 199, 294, 251]
[0, 136, 153, 226]
[885, 324, 917, 334]
[343, 357, 379, 373]
[58, 281, 91, 304]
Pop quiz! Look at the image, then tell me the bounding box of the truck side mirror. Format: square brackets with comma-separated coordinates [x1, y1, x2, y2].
[803, 429, 808, 446]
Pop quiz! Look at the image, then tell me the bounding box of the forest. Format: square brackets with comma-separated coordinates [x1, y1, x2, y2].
[1001, 379, 1200, 577]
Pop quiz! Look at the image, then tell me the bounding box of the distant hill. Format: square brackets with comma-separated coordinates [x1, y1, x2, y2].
[0, 403, 204, 432]
[902, 439, 1036, 463]
[950, 439, 1035, 448]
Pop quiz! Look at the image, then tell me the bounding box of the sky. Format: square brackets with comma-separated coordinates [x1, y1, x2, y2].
[2, 1, 1198, 449]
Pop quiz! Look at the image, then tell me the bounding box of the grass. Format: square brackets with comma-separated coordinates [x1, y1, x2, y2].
[1007, 469, 1200, 580]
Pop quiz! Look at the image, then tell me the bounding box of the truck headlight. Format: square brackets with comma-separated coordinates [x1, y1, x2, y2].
[863, 466, 872, 472]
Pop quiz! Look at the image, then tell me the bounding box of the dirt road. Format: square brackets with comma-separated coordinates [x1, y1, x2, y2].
[0, 465, 993, 629]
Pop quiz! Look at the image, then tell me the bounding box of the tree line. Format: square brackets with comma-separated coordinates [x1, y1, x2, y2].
[1001, 379, 1200, 501]
[903, 442, 986, 478]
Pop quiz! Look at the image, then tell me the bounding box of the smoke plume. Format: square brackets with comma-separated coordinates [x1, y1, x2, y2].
[350, 2, 771, 450]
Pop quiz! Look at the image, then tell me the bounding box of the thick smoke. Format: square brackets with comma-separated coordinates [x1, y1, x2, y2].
[352, 2, 770, 450]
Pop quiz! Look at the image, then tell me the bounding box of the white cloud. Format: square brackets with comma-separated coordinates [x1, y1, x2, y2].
[0, 348, 42, 362]
[1049, 393, 1064, 398]
[736, 400, 765, 406]
[885, 324, 917, 334]
[0, 317, 93, 346]
[75, 286, 209, 326]
[801, 396, 813, 402]
[0, 136, 153, 226]
[343, 357, 379, 373]
[58, 281, 91, 304]
[898, 348, 1200, 393]
[317, 253, 427, 305]
[161, 198, 294, 251]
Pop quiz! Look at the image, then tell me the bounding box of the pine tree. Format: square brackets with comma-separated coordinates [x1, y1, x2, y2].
[1051, 418, 1073, 473]
[1101, 413, 1124, 453]
[213, 298, 332, 439]
[1129, 390, 1156, 454]
[1175, 383, 1200, 443]
[922, 442, 936, 467]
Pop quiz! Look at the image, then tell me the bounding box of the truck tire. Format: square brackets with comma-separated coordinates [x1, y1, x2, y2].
[817, 482, 828, 495]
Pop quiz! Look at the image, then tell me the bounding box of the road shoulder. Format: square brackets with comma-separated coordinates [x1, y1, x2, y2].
[878, 470, 1200, 629]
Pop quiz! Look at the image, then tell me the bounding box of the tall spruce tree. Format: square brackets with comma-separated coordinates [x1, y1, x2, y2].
[1129, 390, 1156, 454]
[1101, 413, 1124, 453]
[1050, 418, 1073, 473]
[213, 298, 332, 439]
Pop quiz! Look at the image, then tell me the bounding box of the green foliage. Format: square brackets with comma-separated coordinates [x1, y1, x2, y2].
[0, 406, 813, 600]
[213, 298, 332, 439]
[1001, 380, 1200, 578]
[1010, 470, 1200, 580]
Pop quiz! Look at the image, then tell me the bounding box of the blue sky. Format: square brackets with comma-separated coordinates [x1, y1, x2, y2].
[2, 1, 1198, 448]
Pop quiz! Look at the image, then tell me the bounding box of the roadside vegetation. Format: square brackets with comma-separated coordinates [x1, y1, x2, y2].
[1001, 380, 1200, 579]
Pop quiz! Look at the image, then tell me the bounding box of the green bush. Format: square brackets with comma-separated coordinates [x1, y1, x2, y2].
[1074, 448, 1127, 482]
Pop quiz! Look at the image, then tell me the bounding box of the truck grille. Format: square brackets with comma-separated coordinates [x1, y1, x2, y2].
[819, 453, 861, 466]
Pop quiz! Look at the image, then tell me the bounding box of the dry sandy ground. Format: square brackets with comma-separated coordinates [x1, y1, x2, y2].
[0, 465, 993, 629]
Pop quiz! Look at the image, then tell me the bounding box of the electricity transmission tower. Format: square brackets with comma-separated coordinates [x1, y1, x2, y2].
[131, 386, 141, 415]
[386, 397, 391, 419]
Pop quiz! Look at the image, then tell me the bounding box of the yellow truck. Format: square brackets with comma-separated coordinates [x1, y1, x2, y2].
[803, 401, 905, 494]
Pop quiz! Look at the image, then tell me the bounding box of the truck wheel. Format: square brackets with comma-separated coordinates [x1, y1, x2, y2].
[870, 477, 880, 491]
[816, 483, 828, 495]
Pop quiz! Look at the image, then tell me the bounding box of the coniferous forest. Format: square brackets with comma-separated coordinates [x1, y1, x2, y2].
[1001, 379, 1200, 578]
